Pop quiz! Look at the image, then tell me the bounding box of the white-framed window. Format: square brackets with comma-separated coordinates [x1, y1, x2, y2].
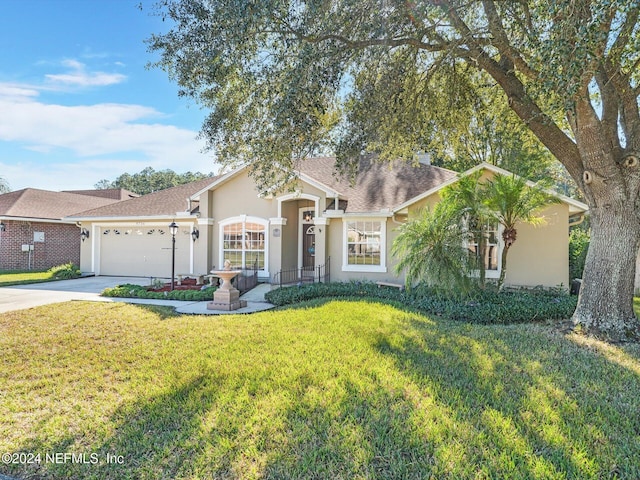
[342, 218, 387, 272]
[219, 216, 268, 273]
[466, 221, 501, 278]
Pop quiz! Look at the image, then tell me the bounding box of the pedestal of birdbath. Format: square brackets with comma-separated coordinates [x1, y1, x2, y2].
[207, 269, 247, 311]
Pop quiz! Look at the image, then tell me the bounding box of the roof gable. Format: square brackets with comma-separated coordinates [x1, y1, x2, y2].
[298, 157, 458, 213]
[187, 157, 457, 214]
[393, 162, 589, 214]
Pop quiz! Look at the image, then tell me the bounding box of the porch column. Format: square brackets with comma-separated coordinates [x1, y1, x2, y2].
[196, 218, 215, 272]
[269, 217, 287, 282]
[314, 217, 330, 272]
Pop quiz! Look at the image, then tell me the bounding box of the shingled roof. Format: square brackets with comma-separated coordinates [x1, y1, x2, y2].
[69, 176, 220, 219]
[64, 188, 139, 200]
[298, 157, 458, 213]
[66, 158, 457, 219]
[0, 189, 123, 221]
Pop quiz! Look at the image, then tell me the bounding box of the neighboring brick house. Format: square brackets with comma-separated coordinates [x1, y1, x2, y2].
[0, 189, 136, 271]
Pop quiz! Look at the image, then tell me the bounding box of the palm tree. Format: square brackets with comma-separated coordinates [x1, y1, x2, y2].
[392, 202, 473, 293]
[485, 174, 560, 290]
[440, 171, 493, 288]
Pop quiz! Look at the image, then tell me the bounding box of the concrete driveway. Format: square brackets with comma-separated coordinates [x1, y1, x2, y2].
[0, 276, 275, 315]
[0, 276, 150, 314]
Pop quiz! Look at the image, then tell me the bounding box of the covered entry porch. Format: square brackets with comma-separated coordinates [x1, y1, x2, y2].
[270, 192, 330, 285]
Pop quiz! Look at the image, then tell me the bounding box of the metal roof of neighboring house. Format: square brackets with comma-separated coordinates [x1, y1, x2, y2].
[68, 176, 219, 219]
[0, 189, 123, 221]
[298, 157, 458, 213]
[63, 188, 139, 200]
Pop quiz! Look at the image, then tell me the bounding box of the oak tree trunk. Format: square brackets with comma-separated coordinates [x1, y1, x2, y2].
[573, 206, 640, 341]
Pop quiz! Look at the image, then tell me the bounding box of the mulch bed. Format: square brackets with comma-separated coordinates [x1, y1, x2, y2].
[147, 277, 211, 293]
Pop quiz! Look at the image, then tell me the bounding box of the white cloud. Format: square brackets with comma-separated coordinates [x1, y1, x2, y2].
[0, 84, 39, 99]
[0, 79, 219, 191]
[44, 59, 126, 87]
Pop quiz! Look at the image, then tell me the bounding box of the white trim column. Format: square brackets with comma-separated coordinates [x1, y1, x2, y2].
[314, 217, 330, 272]
[269, 217, 287, 281]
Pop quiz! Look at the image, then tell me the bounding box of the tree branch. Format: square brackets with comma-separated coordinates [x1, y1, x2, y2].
[481, 0, 540, 81]
[607, 5, 640, 67]
[437, 2, 583, 181]
[595, 66, 623, 158]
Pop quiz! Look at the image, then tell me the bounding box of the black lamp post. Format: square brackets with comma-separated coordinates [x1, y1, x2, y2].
[0, 221, 5, 270]
[169, 221, 178, 291]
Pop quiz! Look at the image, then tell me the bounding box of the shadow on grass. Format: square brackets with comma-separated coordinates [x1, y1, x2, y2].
[370, 317, 640, 478]
[6, 302, 640, 479]
[133, 303, 182, 320]
[12, 375, 222, 480]
[271, 296, 427, 317]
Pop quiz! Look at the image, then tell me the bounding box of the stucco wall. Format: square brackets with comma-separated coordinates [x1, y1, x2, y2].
[204, 171, 329, 279]
[326, 217, 408, 284]
[504, 203, 570, 288]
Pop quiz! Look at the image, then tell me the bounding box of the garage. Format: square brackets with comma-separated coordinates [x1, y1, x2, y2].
[98, 225, 192, 277]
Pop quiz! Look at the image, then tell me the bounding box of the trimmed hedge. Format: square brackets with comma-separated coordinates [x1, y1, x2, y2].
[102, 283, 216, 301]
[264, 281, 577, 324]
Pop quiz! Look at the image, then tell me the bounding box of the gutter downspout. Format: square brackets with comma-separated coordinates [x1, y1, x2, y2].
[569, 214, 585, 228]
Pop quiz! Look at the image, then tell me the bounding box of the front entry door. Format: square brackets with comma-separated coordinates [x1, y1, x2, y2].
[303, 225, 315, 270]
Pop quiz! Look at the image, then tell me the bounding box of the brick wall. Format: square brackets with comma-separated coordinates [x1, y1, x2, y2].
[0, 220, 80, 271]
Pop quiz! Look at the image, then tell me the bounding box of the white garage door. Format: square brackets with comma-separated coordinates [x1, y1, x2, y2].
[99, 226, 191, 277]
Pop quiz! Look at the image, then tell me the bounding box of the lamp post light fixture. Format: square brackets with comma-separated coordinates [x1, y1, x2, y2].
[169, 221, 178, 291]
[80, 228, 90, 242]
[0, 221, 5, 270]
[191, 227, 199, 242]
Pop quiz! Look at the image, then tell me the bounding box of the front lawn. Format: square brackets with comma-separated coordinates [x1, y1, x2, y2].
[0, 263, 80, 286]
[1, 301, 639, 479]
[0, 269, 56, 286]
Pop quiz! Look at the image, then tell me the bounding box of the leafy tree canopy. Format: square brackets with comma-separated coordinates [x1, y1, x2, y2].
[95, 167, 215, 195]
[147, 0, 638, 191]
[148, 0, 640, 339]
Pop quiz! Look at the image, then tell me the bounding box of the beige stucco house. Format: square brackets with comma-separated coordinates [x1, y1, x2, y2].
[68, 158, 588, 288]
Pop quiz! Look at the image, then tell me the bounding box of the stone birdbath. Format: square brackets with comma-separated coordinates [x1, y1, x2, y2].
[207, 260, 247, 311]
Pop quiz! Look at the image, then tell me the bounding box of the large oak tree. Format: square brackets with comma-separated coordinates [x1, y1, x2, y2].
[148, 0, 640, 340]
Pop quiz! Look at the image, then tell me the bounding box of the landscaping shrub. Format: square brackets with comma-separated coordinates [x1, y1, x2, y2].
[48, 262, 81, 280]
[569, 228, 590, 280]
[265, 281, 577, 324]
[102, 283, 216, 301]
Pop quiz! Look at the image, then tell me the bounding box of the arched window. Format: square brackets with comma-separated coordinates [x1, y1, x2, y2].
[219, 216, 268, 272]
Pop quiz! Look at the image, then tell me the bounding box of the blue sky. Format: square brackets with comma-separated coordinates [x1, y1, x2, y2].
[0, 0, 217, 191]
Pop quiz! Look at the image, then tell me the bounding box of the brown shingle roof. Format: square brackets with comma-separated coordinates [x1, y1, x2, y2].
[0, 189, 122, 221]
[0, 188, 124, 220]
[69, 176, 220, 218]
[65, 159, 455, 219]
[298, 157, 457, 213]
[64, 188, 139, 200]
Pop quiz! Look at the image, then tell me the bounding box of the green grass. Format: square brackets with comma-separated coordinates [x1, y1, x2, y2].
[1, 300, 640, 479]
[0, 269, 56, 286]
